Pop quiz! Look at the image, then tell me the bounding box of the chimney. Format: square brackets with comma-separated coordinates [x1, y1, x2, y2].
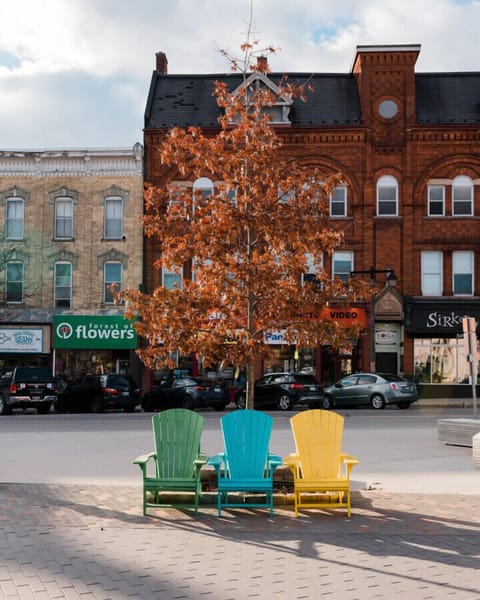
[256, 55, 268, 73]
[156, 52, 168, 74]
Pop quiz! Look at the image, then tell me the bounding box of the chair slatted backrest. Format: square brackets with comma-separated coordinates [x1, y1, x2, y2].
[290, 410, 344, 479]
[152, 409, 204, 479]
[221, 410, 272, 479]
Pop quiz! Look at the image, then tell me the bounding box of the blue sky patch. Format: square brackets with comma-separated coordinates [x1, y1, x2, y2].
[0, 51, 21, 69]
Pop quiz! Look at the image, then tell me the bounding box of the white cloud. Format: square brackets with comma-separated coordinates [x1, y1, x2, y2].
[0, 0, 479, 147]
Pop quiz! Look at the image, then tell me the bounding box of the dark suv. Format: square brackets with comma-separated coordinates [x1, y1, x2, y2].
[0, 366, 57, 415]
[55, 374, 140, 413]
[236, 372, 324, 411]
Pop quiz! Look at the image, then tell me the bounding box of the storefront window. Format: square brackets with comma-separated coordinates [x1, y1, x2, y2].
[414, 338, 472, 383]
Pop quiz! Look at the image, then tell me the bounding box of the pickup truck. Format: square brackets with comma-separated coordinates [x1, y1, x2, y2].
[0, 366, 57, 415]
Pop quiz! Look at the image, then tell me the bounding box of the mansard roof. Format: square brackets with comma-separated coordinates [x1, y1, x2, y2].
[145, 72, 361, 129]
[145, 70, 480, 130]
[416, 73, 480, 124]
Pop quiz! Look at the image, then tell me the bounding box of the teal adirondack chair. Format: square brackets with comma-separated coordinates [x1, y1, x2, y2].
[133, 409, 207, 515]
[208, 410, 282, 517]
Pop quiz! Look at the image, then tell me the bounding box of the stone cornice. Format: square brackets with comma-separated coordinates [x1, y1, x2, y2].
[0, 145, 144, 178]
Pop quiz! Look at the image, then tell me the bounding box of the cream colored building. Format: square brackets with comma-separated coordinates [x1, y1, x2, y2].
[0, 145, 144, 379]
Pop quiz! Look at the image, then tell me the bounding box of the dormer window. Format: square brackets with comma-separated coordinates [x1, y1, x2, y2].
[230, 71, 293, 125]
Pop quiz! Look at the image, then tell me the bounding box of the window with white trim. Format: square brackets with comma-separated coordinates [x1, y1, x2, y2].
[452, 176, 473, 216]
[104, 197, 123, 239]
[377, 175, 398, 216]
[330, 186, 347, 217]
[5, 198, 24, 240]
[421, 251, 442, 296]
[163, 267, 183, 290]
[452, 251, 473, 295]
[428, 185, 445, 216]
[302, 253, 323, 286]
[5, 261, 23, 303]
[54, 262, 72, 308]
[104, 262, 122, 303]
[332, 251, 353, 282]
[54, 197, 73, 239]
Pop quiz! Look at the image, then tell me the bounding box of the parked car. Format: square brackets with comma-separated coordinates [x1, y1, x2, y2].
[236, 372, 324, 411]
[0, 366, 57, 415]
[141, 376, 228, 412]
[55, 373, 140, 413]
[322, 372, 418, 410]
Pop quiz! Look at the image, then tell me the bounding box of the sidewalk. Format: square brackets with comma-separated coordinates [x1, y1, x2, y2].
[1, 482, 479, 599]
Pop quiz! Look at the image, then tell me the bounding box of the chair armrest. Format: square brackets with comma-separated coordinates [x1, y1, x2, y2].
[133, 451, 156, 466]
[283, 453, 301, 478]
[283, 453, 299, 467]
[194, 453, 208, 469]
[207, 453, 225, 470]
[132, 451, 156, 476]
[339, 453, 359, 478]
[268, 453, 283, 469]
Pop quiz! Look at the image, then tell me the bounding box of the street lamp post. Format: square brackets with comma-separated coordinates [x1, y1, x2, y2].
[350, 267, 398, 373]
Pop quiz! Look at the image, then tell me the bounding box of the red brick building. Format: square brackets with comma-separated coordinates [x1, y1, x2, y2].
[143, 44, 480, 390]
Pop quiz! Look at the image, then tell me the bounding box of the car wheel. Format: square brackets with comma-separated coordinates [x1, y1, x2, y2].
[398, 402, 410, 409]
[142, 396, 154, 412]
[124, 404, 136, 413]
[322, 395, 334, 410]
[213, 403, 227, 412]
[278, 394, 293, 411]
[91, 396, 104, 413]
[37, 403, 51, 415]
[182, 396, 194, 410]
[0, 395, 11, 415]
[237, 394, 246, 409]
[371, 393, 386, 410]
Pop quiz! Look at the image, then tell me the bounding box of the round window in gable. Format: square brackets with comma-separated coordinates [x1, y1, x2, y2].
[378, 99, 399, 119]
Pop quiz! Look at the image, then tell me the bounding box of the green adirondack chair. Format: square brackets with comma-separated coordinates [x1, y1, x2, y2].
[133, 408, 207, 515]
[208, 410, 282, 517]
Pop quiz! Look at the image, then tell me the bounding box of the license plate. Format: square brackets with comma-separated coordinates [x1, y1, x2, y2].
[309, 386, 317, 391]
[214, 387, 221, 392]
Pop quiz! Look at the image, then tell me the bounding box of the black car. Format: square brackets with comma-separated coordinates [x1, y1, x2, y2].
[141, 376, 228, 412]
[0, 366, 57, 415]
[55, 374, 140, 413]
[236, 372, 324, 411]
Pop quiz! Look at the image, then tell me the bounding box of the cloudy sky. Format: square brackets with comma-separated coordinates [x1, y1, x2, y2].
[0, 0, 479, 149]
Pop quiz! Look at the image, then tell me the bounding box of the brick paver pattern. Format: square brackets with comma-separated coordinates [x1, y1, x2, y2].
[0, 484, 479, 599]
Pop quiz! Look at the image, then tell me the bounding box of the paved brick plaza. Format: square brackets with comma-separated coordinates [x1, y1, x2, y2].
[0, 483, 479, 599]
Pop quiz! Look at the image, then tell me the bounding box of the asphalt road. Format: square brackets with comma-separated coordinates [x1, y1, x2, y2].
[1, 406, 479, 494]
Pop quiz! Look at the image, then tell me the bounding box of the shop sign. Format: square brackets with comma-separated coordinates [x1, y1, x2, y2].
[0, 328, 43, 353]
[53, 316, 137, 349]
[405, 301, 480, 336]
[321, 307, 367, 328]
[376, 330, 397, 345]
[264, 330, 288, 345]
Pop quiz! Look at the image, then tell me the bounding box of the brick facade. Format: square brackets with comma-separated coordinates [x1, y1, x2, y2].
[144, 44, 480, 386]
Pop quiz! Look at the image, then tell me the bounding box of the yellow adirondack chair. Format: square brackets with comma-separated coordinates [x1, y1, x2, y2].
[284, 409, 359, 517]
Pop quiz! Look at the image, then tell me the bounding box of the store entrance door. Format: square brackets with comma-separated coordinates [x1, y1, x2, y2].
[375, 352, 398, 374]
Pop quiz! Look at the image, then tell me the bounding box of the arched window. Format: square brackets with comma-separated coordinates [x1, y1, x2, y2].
[54, 197, 73, 239]
[192, 177, 213, 213]
[5, 197, 24, 240]
[5, 261, 24, 303]
[452, 176, 473, 216]
[54, 262, 72, 308]
[104, 261, 122, 303]
[104, 196, 124, 239]
[377, 175, 398, 216]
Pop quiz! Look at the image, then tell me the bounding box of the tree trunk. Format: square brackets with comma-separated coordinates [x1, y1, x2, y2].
[245, 356, 255, 410]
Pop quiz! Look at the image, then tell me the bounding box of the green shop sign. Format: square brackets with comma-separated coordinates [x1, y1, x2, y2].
[53, 316, 137, 349]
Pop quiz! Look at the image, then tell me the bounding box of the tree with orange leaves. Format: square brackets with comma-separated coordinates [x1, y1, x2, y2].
[119, 36, 368, 409]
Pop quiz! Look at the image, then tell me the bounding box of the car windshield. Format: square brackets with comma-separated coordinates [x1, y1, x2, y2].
[104, 375, 130, 387]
